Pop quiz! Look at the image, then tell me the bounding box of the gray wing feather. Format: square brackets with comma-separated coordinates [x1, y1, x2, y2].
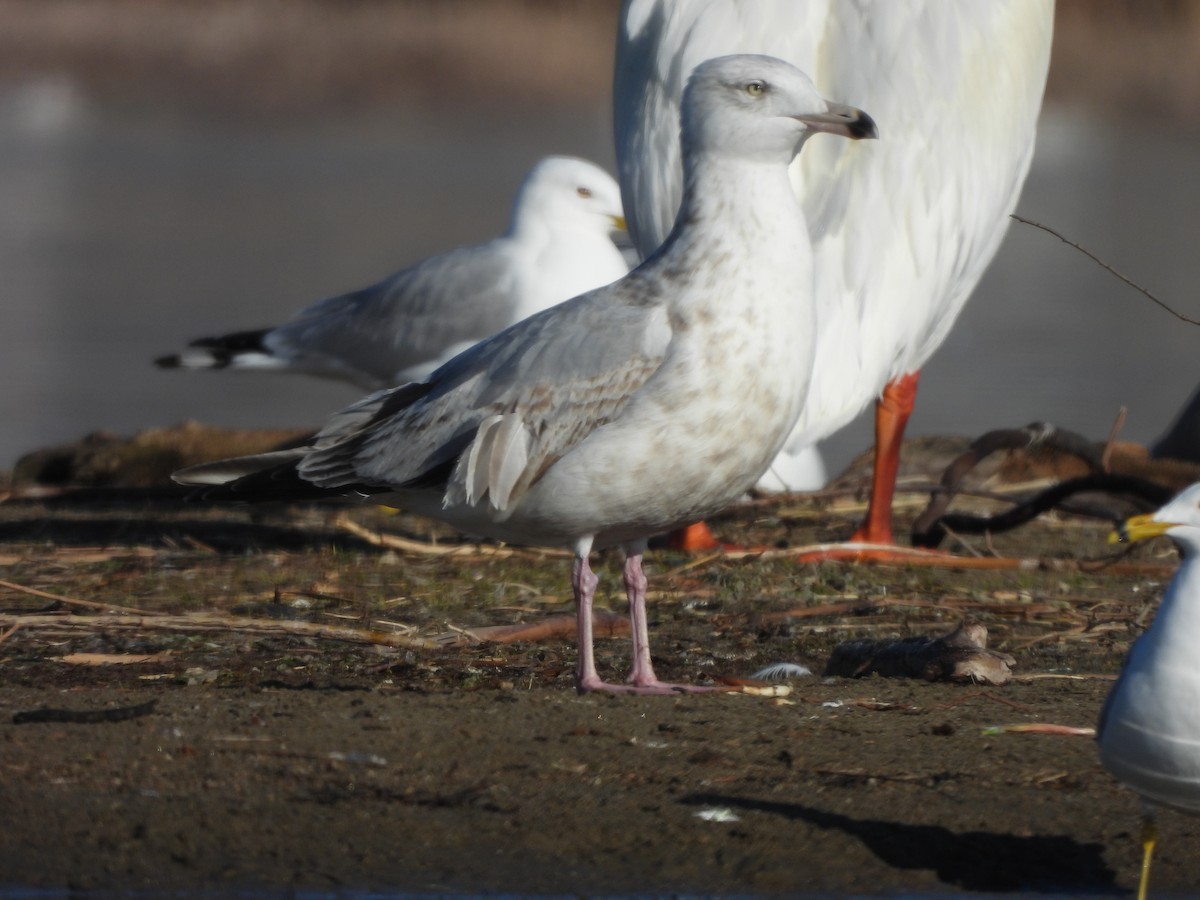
[267, 241, 520, 387]
[296, 274, 672, 510]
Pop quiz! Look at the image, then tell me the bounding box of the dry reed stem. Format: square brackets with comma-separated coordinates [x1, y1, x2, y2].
[436, 611, 629, 646]
[0, 578, 149, 615]
[0, 612, 438, 650]
[334, 514, 569, 559]
[59, 652, 174, 666]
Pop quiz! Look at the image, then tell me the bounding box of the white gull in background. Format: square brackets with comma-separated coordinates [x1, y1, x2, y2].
[614, 0, 1054, 536]
[1100, 484, 1200, 900]
[155, 155, 630, 390]
[175, 54, 877, 694]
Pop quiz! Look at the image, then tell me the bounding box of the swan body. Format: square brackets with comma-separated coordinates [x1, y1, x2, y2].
[615, 1, 1054, 511]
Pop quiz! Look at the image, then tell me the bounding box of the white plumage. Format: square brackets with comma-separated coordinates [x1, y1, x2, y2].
[155, 155, 630, 390]
[177, 55, 876, 694]
[1100, 483, 1200, 899]
[615, 1, 1054, 512]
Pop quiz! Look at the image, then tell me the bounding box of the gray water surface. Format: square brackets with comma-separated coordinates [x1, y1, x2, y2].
[2, 81, 1197, 476]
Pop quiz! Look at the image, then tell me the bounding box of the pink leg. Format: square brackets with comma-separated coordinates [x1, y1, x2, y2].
[573, 549, 720, 695]
[624, 551, 655, 685]
[572, 555, 605, 693]
[622, 550, 719, 693]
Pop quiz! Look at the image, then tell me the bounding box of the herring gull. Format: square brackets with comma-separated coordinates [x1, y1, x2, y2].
[175, 54, 877, 695]
[614, 1, 1054, 544]
[155, 155, 629, 390]
[1100, 484, 1200, 899]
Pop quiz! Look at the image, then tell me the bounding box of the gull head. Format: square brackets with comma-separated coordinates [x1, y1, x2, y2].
[512, 155, 626, 236]
[681, 54, 877, 164]
[1109, 481, 1200, 555]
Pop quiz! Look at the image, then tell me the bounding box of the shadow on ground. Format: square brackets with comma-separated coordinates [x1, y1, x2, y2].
[682, 793, 1118, 894]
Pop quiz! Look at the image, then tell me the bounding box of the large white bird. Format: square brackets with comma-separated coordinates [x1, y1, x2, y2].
[614, 1, 1055, 549]
[1101, 484, 1200, 900]
[176, 55, 877, 695]
[155, 155, 630, 390]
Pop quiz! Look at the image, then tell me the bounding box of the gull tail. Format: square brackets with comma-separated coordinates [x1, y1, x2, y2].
[173, 449, 332, 503]
[155, 328, 281, 371]
[173, 449, 306, 487]
[174, 447, 390, 505]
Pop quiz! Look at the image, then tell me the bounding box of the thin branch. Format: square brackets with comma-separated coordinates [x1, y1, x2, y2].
[1012, 214, 1200, 325]
[1101, 406, 1127, 472]
[333, 514, 569, 559]
[0, 578, 149, 615]
[0, 612, 439, 650]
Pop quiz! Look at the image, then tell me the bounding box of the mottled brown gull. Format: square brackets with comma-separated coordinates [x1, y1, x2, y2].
[175, 54, 876, 694]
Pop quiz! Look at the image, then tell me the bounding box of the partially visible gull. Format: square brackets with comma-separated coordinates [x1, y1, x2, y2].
[614, 0, 1054, 539]
[1100, 483, 1200, 900]
[175, 54, 877, 695]
[1153, 383, 1200, 465]
[155, 155, 630, 390]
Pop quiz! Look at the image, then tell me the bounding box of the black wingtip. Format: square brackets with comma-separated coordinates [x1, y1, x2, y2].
[188, 328, 272, 353]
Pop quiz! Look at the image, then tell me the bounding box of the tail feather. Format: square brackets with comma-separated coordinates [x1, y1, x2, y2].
[173, 449, 306, 487]
[155, 328, 274, 370]
[173, 448, 388, 503]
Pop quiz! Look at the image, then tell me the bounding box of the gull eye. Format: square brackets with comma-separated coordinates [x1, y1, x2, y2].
[746, 80, 765, 97]
[576, 186, 592, 198]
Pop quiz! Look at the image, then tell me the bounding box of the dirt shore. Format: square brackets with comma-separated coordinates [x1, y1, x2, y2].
[0, 487, 1194, 895]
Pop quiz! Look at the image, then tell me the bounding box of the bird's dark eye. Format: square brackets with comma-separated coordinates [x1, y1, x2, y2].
[746, 81, 766, 97]
[577, 186, 593, 198]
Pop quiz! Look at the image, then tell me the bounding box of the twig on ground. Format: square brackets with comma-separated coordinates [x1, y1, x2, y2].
[0, 612, 438, 650]
[0, 578, 148, 615]
[981, 722, 1096, 737]
[12, 699, 158, 725]
[1101, 406, 1128, 472]
[333, 514, 569, 558]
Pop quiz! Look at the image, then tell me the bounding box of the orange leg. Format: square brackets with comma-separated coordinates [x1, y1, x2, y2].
[668, 371, 922, 559]
[849, 370, 920, 546]
[666, 521, 723, 552]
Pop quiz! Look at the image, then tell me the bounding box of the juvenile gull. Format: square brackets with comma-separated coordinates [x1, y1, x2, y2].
[615, 1, 1053, 537]
[175, 55, 877, 695]
[1100, 483, 1200, 899]
[155, 155, 629, 390]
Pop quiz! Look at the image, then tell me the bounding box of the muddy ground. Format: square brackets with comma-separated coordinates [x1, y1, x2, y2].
[0, 476, 1195, 897]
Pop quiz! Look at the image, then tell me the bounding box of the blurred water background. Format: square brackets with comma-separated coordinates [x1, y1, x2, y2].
[2, 0, 1199, 478]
